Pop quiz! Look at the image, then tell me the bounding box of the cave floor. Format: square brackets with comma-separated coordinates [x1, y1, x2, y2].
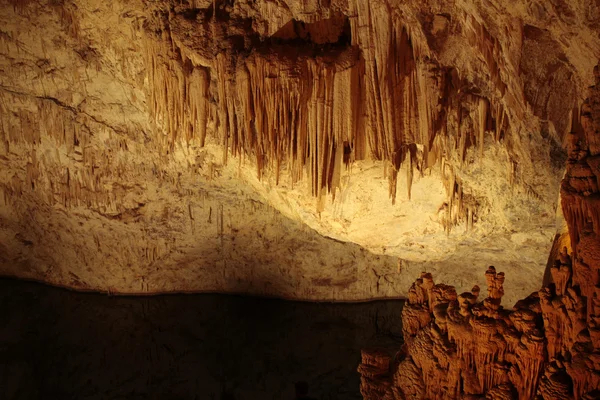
[0, 279, 403, 400]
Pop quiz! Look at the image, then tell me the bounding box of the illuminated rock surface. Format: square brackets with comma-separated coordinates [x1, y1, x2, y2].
[358, 68, 600, 399]
[1, 0, 599, 303]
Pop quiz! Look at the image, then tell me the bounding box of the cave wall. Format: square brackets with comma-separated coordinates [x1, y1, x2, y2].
[0, 0, 599, 300]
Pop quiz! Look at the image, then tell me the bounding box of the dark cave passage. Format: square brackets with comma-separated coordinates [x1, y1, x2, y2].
[0, 279, 403, 400]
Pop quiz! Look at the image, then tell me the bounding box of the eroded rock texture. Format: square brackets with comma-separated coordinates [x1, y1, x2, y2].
[0, 0, 599, 300]
[358, 70, 600, 399]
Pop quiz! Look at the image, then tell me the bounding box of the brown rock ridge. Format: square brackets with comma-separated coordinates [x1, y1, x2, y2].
[359, 67, 600, 399]
[0, 0, 599, 300]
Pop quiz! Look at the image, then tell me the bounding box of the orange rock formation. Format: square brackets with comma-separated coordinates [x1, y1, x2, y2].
[359, 69, 600, 399]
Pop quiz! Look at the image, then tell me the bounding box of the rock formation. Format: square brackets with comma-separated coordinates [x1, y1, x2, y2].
[359, 68, 600, 399]
[0, 0, 599, 302]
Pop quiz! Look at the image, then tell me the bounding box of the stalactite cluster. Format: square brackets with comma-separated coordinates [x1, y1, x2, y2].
[0, 90, 108, 209]
[0, 87, 148, 215]
[358, 66, 600, 399]
[146, 33, 210, 151]
[142, 0, 511, 221]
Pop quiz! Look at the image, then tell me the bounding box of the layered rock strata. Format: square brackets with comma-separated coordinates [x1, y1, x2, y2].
[359, 67, 600, 399]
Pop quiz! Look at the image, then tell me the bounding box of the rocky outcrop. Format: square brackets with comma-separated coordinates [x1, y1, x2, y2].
[359, 67, 600, 399]
[0, 0, 599, 301]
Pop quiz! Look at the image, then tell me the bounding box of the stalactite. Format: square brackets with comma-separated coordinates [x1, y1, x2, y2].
[145, 32, 211, 153]
[407, 151, 413, 200]
[478, 97, 488, 157]
[465, 16, 507, 97]
[495, 102, 507, 142]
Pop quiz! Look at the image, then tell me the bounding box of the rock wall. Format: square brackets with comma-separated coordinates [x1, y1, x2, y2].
[0, 0, 599, 300]
[358, 68, 600, 399]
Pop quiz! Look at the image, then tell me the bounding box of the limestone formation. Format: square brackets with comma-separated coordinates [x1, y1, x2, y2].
[2, 0, 600, 396]
[0, 1, 599, 303]
[358, 67, 600, 399]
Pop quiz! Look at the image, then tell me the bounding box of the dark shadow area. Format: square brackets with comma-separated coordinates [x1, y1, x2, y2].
[0, 279, 403, 400]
